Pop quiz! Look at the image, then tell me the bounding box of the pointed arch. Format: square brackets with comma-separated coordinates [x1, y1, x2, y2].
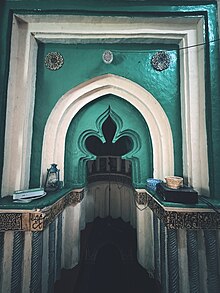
[41, 74, 174, 184]
[65, 103, 148, 188]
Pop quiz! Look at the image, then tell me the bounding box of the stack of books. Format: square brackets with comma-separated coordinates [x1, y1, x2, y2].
[13, 188, 46, 202]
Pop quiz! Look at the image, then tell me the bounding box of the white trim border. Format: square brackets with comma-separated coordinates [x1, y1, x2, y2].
[1, 14, 209, 196]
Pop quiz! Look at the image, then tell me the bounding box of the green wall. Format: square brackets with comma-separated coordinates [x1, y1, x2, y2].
[30, 42, 181, 188]
[0, 0, 220, 198]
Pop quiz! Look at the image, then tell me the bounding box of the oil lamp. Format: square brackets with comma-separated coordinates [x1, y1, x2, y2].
[44, 163, 60, 192]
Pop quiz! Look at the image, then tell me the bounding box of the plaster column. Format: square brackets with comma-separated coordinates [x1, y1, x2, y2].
[136, 207, 154, 275]
[153, 214, 160, 282]
[62, 205, 81, 269]
[30, 232, 43, 293]
[178, 229, 189, 293]
[160, 222, 168, 293]
[55, 213, 63, 281]
[187, 230, 199, 293]
[167, 229, 179, 293]
[204, 230, 220, 293]
[11, 232, 25, 293]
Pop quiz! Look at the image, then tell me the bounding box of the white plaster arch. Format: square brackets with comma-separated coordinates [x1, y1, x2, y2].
[41, 74, 174, 184]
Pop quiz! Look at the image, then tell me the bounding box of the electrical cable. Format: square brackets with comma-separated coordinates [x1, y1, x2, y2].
[106, 38, 220, 55]
[199, 195, 220, 215]
[178, 38, 220, 51]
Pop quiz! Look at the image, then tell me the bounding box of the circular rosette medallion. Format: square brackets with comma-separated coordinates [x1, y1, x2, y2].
[151, 51, 171, 71]
[102, 50, 113, 64]
[44, 52, 64, 70]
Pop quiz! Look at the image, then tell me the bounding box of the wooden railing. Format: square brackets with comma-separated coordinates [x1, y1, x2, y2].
[87, 156, 132, 184]
[87, 156, 131, 175]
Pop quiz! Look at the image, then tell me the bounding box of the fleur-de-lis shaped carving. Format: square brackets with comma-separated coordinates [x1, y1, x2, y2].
[86, 116, 132, 156]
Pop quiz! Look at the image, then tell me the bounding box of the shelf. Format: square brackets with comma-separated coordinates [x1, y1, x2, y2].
[135, 189, 220, 229]
[0, 188, 84, 232]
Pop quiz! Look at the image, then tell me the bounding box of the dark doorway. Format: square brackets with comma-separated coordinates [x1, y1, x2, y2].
[54, 217, 161, 293]
[89, 244, 125, 293]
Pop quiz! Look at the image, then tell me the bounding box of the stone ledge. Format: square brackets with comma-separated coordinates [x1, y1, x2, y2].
[0, 189, 84, 231]
[1, 188, 220, 231]
[135, 189, 220, 230]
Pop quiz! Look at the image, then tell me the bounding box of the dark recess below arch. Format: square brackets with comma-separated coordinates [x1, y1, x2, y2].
[54, 217, 161, 293]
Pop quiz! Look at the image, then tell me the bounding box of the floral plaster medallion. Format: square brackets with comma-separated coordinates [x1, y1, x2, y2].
[44, 52, 64, 70]
[151, 51, 171, 71]
[102, 50, 113, 64]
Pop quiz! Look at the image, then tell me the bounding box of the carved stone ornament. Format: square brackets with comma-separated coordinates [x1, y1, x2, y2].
[0, 213, 22, 231]
[102, 50, 113, 64]
[0, 189, 84, 231]
[151, 51, 171, 71]
[44, 52, 64, 70]
[145, 190, 220, 230]
[1, 188, 220, 231]
[135, 191, 148, 205]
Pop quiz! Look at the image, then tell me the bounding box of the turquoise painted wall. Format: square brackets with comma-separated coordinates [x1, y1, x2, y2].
[30, 42, 181, 188]
[0, 0, 220, 198]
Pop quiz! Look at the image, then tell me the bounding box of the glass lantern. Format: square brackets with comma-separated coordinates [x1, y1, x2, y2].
[44, 163, 60, 192]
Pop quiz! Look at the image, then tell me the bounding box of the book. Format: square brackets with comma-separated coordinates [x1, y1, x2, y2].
[156, 183, 198, 204]
[13, 188, 45, 200]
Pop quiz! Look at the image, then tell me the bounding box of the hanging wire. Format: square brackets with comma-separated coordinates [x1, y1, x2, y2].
[107, 38, 220, 54]
[178, 38, 220, 51]
[199, 195, 220, 215]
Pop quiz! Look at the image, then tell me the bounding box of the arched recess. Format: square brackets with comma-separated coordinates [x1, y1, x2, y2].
[64, 97, 152, 189]
[41, 74, 174, 185]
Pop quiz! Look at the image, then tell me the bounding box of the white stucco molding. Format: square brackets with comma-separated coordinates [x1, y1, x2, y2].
[41, 74, 174, 185]
[1, 14, 209, 196]
[1, 16, 38, 196]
